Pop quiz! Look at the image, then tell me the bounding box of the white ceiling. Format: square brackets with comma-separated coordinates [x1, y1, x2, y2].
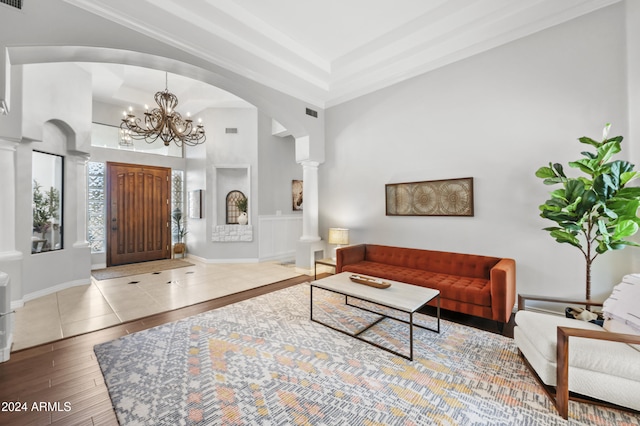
[77, 63, 254, 115]
[65, 0, 620, 111]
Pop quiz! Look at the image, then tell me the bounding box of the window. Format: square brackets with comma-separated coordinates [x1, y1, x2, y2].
[226, 190, 246, 224]
[91, 122, 183, 158]
[171, 170, 185, 244]
[32, 151, 63, 253]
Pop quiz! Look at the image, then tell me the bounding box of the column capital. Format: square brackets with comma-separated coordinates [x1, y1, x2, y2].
[298, 160, 320, 169]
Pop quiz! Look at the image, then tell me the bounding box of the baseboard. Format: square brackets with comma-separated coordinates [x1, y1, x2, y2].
[185, 254, 259, 264]
[259, 252, 296, 263]
[19, 278, 91, 305]
[0, 332, 12, 363]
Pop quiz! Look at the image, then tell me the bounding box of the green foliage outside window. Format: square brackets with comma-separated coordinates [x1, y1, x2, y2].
[32, 179, 60, 238]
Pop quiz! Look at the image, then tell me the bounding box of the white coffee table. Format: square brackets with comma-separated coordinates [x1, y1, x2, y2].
[310, 272, 440, 361]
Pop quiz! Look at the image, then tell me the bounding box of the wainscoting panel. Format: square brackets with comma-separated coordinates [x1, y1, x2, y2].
[258, 215, 302, 262]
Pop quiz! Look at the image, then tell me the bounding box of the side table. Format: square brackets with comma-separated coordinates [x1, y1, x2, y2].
[314, 258, 336, 280]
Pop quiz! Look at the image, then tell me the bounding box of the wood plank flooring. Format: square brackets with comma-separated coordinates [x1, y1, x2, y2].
[0, 274, 513, 425]
[0, 275, 312, 425]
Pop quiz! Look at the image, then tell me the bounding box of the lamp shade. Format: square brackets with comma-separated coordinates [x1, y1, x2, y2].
[328, 228, 349, 245]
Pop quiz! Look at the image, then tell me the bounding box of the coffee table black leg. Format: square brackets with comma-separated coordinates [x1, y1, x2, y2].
[409, 312, 414, 361]
[436, 294, 440, 333]
[310, 285, 314, 320]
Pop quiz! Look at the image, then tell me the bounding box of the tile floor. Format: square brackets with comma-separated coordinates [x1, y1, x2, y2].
[12, 259, 322, 351]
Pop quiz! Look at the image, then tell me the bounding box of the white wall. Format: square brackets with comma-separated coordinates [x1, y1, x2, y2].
[13, 64, 92, 301]
[322, 3, 632, 301]
[625, 1, 640, 272]
[22, 63, 92, 152]
[186, 107, 260, 261]
[257, 113, 303, 215]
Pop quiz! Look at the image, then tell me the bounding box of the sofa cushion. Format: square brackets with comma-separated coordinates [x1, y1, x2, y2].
[341, 261, 491, 306]
[363, 245, 500, 279]
[603, 273, 640, 333]
[515, 310, 640, 382]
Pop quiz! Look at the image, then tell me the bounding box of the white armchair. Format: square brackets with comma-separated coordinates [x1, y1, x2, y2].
[514, 287, 640, 419]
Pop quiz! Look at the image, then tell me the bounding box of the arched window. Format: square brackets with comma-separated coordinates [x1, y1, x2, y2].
[226, 190, 246, 224]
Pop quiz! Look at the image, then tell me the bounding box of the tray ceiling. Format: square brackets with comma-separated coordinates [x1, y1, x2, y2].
[64, 0, 620, 108]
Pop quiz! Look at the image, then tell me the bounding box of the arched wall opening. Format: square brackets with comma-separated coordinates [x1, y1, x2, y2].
[5, 45, 321, 146]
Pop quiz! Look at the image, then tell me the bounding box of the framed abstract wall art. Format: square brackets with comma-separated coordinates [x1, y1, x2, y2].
[385, 177, 474, 217]
[292, 180, 303, 211]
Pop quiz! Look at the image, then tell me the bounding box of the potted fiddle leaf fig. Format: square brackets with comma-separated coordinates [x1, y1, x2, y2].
[535, 123, 640, 300]
[172, 208, 187, 256]
[235, 196, 248, 225]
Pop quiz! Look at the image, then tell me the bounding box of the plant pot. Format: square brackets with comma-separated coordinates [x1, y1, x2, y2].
[238, 212, 248, 225]
[173, 243, 186, 254]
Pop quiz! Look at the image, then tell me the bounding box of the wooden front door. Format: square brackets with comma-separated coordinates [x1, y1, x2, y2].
[107, 162, 171, 266]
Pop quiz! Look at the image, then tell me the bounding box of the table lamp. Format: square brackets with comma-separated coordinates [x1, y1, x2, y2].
[328, 227, 349, 260]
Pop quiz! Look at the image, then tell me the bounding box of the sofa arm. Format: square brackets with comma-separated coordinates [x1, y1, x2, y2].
[555, 326, 640, 419]
[490, 258, 516, 323]
[336, 244, 366, 273]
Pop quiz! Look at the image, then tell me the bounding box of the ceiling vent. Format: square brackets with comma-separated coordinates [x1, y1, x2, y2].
[225, 128, 238, 134]
[305, 108, 318, 118]
[1, 0, 22, 9]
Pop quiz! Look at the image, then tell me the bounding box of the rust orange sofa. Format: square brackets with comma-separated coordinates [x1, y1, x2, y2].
[335, 244, 516, 324]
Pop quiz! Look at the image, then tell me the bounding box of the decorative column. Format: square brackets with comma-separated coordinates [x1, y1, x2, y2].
[0, 140, 18, 254]
[73, 155, 90, 248]
[300, 160, 320, 242]
[295, 160, 323, 269]
[0, 138, 23, 306]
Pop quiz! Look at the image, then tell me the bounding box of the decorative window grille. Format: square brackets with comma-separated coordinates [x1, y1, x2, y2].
[0, 0, 22, 10]
[226, 190, 246, 224]
[87, 162, 106, 253]
[171, 170, 184, 244]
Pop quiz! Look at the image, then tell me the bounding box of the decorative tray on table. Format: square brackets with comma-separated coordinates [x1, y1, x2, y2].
[349, 274, 391, 289]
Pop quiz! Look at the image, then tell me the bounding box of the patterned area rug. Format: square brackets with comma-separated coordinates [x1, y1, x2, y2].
[94, 284, 639, 425]
[91, 259, 193, 280]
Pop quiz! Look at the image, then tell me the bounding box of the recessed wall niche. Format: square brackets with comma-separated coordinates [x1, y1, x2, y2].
[212, 165, 252, 242]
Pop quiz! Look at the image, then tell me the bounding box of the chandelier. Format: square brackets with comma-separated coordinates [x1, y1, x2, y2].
[120, 74, 206, 147]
